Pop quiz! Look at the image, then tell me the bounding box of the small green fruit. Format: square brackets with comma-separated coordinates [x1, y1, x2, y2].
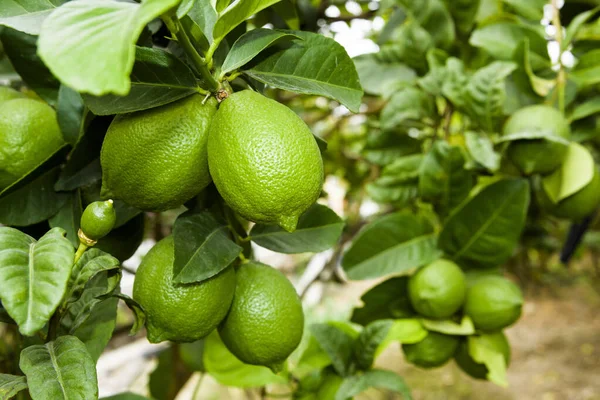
[454, 332, 510, 380]
[503, 105, 570, 175]
[408, 259, 466, 319]
[402, 332, 460, 368]
[464, 276, 523, 331]
[80, 200, 117, 240]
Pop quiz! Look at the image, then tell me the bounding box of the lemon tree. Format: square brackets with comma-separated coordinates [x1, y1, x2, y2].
[1, 0, 600, 399]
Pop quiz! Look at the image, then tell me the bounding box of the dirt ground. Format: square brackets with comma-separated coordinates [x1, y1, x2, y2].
[370, 279, 600, 400]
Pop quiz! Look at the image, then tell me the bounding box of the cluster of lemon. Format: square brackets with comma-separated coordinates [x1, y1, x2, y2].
[504, 105, 600, 221]
[98, 91, 324, 368]
[401, 259, 522, 379]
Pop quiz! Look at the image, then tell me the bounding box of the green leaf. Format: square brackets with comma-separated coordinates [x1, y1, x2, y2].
[518, 38, 554, 97]
[353, 320, 393, 370]
[465, 61, 517, 131]
[0, 373, 28, 400]
[54, 117, 110, 192]
[70, 296, 118, 363]
[65, 248, 120, 304]
[0, 227, 74, 336]
[49, 190, 82, 248]
[185, 0, 217, 43]
[60, 271, 121, 337]
[272, 0, 299, 29]
[571, 49, 600, 88]
[0, 167, 69, 227]
[399, 0, 454, 50]
[20, 336, 98, 400]
[112, 293, 145, 335]
[541, 142, 595, 203]
[380, 87, 435, 131]
[0, 27, 60, 105]
[221, 29, 300, 76]
[351, 277, 414, 326]
[419, 141, 474, 215]
[83, 47, 199, 115]
[342, 212, 442, 280]
[296, 335, 333, 375]
[502, 0, 545, 20]
[421, 315, 475, 335]
[439, 179, 530, 269]
[375, 319, 428, 359]
[212, 0, 282, 43]
[244, 31, 363, 112]
[363, 132, 421, 166]
[563, 6, 600, 51]
[310, 323, 357, 377]
[250, 204, 344, 254]
[467, 334, 508, 387]
[57, 85, 86, 146]
[569, 96, 600, 122]
[38, 0, 181, 96]
[365, 154, 423, 206]
[335, 369, 412, 400]
[353, 55, 416, 97]
[469, 22, 548, 70]
[464, 131, 501, 172]
[179, 340, 206, 372]
[150, 346, 192, 400]
[173, 211, 242, 284]
[203, 331, 286, 387]
[0, 0, 62, 35]
[446, 0, 481, 34]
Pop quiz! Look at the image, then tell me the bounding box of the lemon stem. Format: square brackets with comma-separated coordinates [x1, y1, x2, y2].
[74, 242, 88, 264]
[163, 15, 219, 92]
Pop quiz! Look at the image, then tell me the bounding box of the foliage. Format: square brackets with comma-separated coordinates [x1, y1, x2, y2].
[0, 0, 599, 399]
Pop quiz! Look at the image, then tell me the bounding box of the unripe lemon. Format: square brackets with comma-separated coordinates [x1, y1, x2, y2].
[0, 98, 64, 190]
[537, 169, 600, 222]
[208, 90, 324, 232]
[503, 105, 570, 175]
[464, 276, 523, 331]
[408, 259, 466, 319]
[218, 262, 304, 369]
[454, 332, 510, 379]
[80, 200, 116, 240]
[133, 236, 236, 343]
[101, 95, 217, 211]
[402, 332, 460, 368]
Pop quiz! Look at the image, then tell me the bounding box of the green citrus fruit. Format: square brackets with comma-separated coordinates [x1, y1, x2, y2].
[537, 169, 600, 221]
[0, 98, 64, 190]
[402, 332, 460, 368]
[80, 200, 117, 240]
[218, 261, 304, 368]
[101, 95, 217, 211]
[0, 87, 25, 103]
[408, 259, 467, 319]
[133, 236, 236, 343]
[208, 90, 324, 232]
[95, 214, 145, 262]
[503, 105, 570, 175]
[454, 332, 510, 380]
[464, 276, 523, 331]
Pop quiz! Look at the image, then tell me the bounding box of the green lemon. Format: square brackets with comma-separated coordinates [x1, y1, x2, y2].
[0, 98, 64, 191]
[95, 214, 145, 262]
[454, 332, 510, 380]
[464, 276, 523, 331]
[218, 261, 304, 368]
[402, 332, 460, 368]
[208, 90, 324, 232]
[0, 87, 25, 103]
[408, 259, 467, 319]
[503, 105, 570, 175]
[101, 95, 217, 211]
[537, 169, 600, 221]
[133, 236, 236, 343]
[80, 200, 117, 240]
